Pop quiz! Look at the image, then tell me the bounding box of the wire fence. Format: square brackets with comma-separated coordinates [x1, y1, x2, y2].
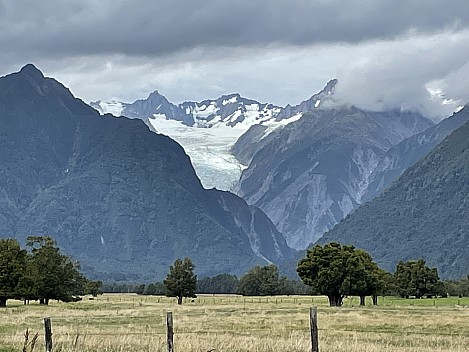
[11, 328, 469, 337]
[2, 297, 469, 351]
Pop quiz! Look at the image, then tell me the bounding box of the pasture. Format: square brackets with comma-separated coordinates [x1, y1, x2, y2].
[0, 294, 468, 352]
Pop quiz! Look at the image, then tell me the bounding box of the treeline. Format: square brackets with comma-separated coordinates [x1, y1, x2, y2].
[0, 237, 101, 307]
[443, 276, 469, 297]
[102, 268, 312, 296]
[5, 237, 467, 309]
[103, 243, 469, 308]
[298, 243, 451, 306]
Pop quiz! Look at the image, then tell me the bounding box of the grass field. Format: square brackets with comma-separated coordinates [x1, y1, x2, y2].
[1, 294, 469, 352]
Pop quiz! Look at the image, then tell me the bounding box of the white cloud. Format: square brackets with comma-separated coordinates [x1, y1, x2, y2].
[333, 29, 469, 119]
[1, 2, 469, 120]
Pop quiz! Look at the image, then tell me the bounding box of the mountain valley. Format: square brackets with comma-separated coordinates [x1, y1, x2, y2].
[318, 110, 469, 278]
[96, 83, 444, 250]
[1, 63, 467, 281]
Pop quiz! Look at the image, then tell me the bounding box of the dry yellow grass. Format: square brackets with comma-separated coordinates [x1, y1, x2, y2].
[0, 294, 468, 351]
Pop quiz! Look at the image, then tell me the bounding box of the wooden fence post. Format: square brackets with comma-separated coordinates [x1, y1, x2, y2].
[44, 317, 52, 352]
[167, 312, 174, 352]
[310, 307, 319, 352]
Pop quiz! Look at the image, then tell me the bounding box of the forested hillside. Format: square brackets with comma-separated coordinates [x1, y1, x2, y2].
[0, 65, 294, 281]
[319, 118, 469, 278]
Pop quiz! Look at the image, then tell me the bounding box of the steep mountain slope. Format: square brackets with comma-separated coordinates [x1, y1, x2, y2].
[231, 79, 337, 166]
[0, 65, 294, 281]
[363, 106, 469, 201]
[233, 107, 433, 249]
[318, 117, 469, 279]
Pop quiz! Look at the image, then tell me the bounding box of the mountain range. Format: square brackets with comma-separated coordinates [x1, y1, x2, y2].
[96, 82, 469, 278]
[97, 85, 439, 249]
[0, 65, 295, 281]
[318, 106, 469, 279]
[90, 80, 337, 191]
[3, 63, 468, 281]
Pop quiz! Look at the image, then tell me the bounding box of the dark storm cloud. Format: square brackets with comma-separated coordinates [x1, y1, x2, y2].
[1, 0, 469, 61]
[1, 0, 468, 120]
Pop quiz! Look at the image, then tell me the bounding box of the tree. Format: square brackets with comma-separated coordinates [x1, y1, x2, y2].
[0, 239, 28, 307]
[370, 269, 394, 305]
[394, 259, 442, 298]
[237, 265, 282, 296]
[277, 278, 315, 295]
[143, 282, 166, 295]
[197, 274, 239, 294]
[443, 275, 469, 297]
[84, 280, 103, 297]
[15, 254, 38, 305]
[163, 258, 197, 305]
[297, 242, 382, 306]
[133, 284, 145, 295]
[27, 236, 85, 304]
[345, 250, 384, 306]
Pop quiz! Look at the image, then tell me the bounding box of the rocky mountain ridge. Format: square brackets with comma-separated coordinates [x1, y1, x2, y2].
[91, 80, 338, 129]
[93, 80, 453, 251]
[90, 80, 338, 190]
[233, 106, 434, 249]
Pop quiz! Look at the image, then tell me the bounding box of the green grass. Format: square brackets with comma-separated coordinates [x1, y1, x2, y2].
[0, 294, 469, 351]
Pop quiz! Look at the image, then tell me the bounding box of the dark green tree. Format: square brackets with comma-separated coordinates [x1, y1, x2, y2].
[163, 258, 197, 305]
[297, 243, 352, 306]
[197, 274, 239, 294]
[0, 239, 28, 307]
[133, 284, 145, 295]
[394, 259, 442, 298]
[370, 268, 395, 304]
[15, 254, 39, 304]
[143, 282, 166, 295]
[345, 250, 383, 306]
[27, 236, 85, 304]
[84, 280, 103, 297]
[237, 264, 281, 296]
[443, 275, 469, 297]
[297, 242, 382, 306]
[276, 278, 315, 295]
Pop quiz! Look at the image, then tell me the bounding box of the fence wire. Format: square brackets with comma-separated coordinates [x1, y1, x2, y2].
[3, 326, 469, 338]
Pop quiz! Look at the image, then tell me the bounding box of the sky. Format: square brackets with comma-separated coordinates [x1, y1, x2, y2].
[1, 0, 469, 120]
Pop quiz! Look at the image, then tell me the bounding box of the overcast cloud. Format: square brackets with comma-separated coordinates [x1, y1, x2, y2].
[1, 0, 469, 119]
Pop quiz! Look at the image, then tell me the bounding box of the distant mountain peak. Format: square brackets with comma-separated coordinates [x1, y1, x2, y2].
[323, 79, 338, 95]
[308, 78, 338, 102]
[220, 93, 241, 99]
[20, 64, 45, 81]
[147, 90, 164, 99]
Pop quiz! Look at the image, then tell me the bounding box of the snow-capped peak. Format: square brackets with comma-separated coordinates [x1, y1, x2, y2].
[91, 80, 338, 191]
[90, 99, 125, 116]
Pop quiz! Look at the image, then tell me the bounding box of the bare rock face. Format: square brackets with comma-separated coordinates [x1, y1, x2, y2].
[233, 106, 433, 249]
[319, 112, 469, 279]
